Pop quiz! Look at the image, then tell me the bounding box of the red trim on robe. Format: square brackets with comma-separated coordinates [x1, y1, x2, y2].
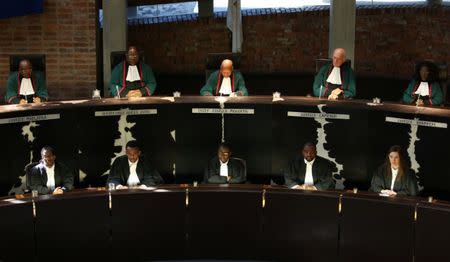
[428, 83, 433, 105]
[323, 64, 345, 98]
[120, 62, 149, 96]
[215, 72, 235, 96]
[119, 62, 127, 95]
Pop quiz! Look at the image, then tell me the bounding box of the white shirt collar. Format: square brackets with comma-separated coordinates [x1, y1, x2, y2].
[19, 78, 35, 96]
[44, 164, 55, 171]
[128, 159, 139, 166]
[326, 66, 342, 85]
[126, 65, 141, 82]
[304, 158, 315, 165]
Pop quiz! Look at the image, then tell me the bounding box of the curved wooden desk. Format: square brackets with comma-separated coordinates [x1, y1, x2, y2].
[0, 185, 449, 262]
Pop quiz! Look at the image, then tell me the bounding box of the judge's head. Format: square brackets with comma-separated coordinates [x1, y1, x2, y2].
[220, 59, 234, 78]
[302, 142, 317, 162]
[126, 46, 140, 66]
[419, 66, 430, 81]
[19, 59, 32, 78]
[332, 48, 346, 67]
[41, 146, 56, 168]
[414, 61, 437, 82]
[217, 143, 232, 163]
[126, 140, 142, 163]
[386, 145, 406, 169]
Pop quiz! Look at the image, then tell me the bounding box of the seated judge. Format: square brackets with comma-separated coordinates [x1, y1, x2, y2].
[370, 145, 418, 197]
[5, 59, 48, 104]
[200, 59, 248, 96]
[284, 142, 335, 190]
[204, 143, 246, 184]
[107, 140, 163, 189]
[312, 48, 356, 100]
[402, 61, 443, 106]
[29, 146, 74, 195]
[110, 46, 157, 98]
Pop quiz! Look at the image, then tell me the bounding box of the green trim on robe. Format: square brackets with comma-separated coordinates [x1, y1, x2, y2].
[5, 71, 48, 104]
[402, 79, 443, 106]
[200, 70, 248, 96]
[312, 63, 356, 98]
[110, 61, 157, 97]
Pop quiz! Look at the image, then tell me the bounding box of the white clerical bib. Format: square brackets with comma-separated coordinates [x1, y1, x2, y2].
[127, 160, 140, 186]
[390, 168, 398, 190]
[415, 82, 430, 96]
[304, 159, 315, 186]
[326, 67, 342, 85]
[19, 78, 35, 96]
[126, 65, 141, 82]
[219, 77, 232, 95]
[45, 165, 56, 190]
[220, 161, 229, 177]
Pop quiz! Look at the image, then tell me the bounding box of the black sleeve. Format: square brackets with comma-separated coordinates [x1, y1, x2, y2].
[369, 166, 385, 193]
[59, 163, 74, 191]
[315, 160, 334, 190]
[141, 161, 164, 186]
[29, 167, 51, 194]
[228, 160, 246, 184]
[205, 158, 227, 184]
[107, 158, 124, 186]
[284, 159, 299, 188]
[397, 171, 419, 196]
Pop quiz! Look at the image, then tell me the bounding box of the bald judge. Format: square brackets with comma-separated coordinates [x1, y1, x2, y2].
[110, 46, 157, 98]
[200, 59, 248, 96]
[313, 48, 356, 100]
[5, 59, 48, 104]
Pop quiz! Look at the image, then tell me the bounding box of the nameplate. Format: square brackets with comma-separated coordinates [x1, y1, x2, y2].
[192, 108, 255, 114]
[95, 109, 157, 117]
[0, 114, 60, 125]
[287, 111, 350, 120]
[385, 116, 447, 129]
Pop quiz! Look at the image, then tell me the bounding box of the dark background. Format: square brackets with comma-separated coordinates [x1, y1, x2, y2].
[1, 98, 449, 199]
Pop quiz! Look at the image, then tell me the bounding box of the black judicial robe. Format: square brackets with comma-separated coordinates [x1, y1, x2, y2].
[370, 164, 419, 196]
[29, 162, 74, 194]
[204, 156, 246, 184]
[284, 156, 335, 190]
[107, 155, 163, 187]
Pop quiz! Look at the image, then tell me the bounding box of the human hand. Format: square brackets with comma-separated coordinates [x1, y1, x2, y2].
[304, 185, 317, 191]
[116, 185, 128, 190]
[53, 187, 64, 195]
[127, 90, 142, 98]
[380, 189, 397, 196]
[331, 88, 343, 96]
[328, 94, 338, 100]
